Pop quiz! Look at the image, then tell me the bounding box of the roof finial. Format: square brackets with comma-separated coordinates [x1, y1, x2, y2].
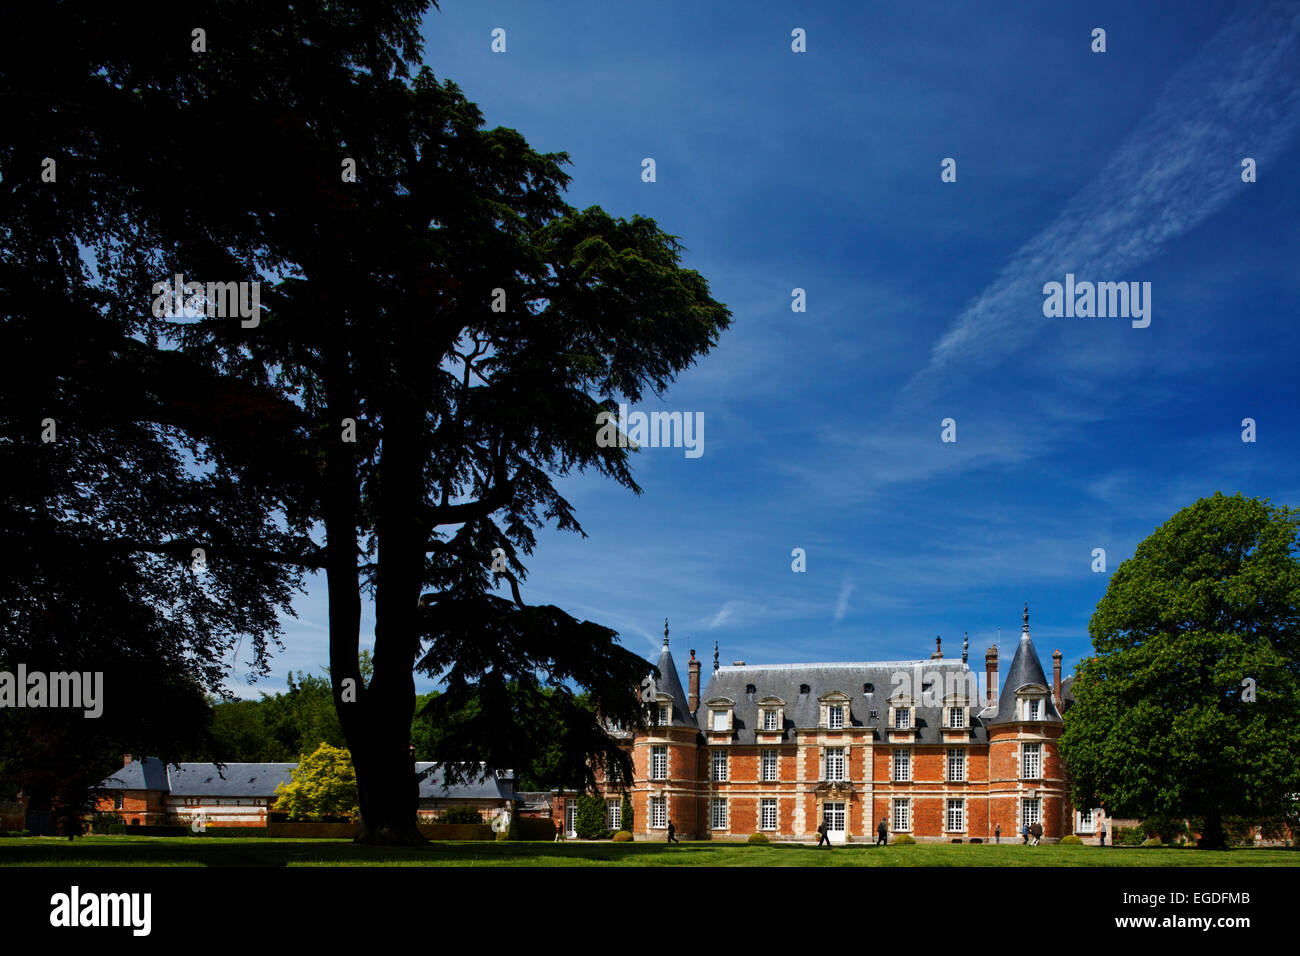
[1023, 602, 1030, 635]
[664, 617, 669, 647]
[962, 631, 969, 664]
[931, 635, 943, 659]
[713, 641, 719, 674]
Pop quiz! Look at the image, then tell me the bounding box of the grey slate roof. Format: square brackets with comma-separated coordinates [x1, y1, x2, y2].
[699, 659, 988, 744]
[640, 640, 698, 729]
[167, 763, 295, 797]
[985, 621, 1063, 725]
[1059, 675, 1076, 713]
[99, 758, 170, 792]
[416, 762, 518, 802]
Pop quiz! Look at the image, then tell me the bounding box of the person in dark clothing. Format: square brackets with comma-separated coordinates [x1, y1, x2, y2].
[1030, 822, 1043, 845]
[666, 821, 679, 843]
[994, 823, 1001, 844]
[876, 819, 888, 846]
[1022, 823, 1030, 844]
[816, 819, 831, 848]
[1098, 824, 1106, 847]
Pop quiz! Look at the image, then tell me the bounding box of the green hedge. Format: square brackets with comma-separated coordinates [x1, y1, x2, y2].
[612, 830, 633, 842]
[1115, 826, 1145, 846]
[747, 832, 769, 844]
[418, 823, 494, 841]
[1059, 834, 1083, 845]
[892, 834, 916, 844]
[436, 806, 485, 825]
[515, 816, 556, 841]
[574, 794, 606, 840]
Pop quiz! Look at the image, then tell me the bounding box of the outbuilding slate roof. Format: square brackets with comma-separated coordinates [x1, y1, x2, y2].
[699, 659, 988, 744]
[415, 762, 517, 802]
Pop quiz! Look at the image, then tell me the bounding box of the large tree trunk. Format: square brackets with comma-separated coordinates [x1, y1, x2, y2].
[1197, 808, 1228, 850]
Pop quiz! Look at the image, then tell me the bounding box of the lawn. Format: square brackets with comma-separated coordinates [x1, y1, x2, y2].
[0, 836, 1295, 867]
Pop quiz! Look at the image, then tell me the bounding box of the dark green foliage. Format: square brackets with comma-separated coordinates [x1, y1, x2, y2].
[435, 806, 485, 825]
[514, 817, 556, 841]
[1115, 826, 1145, 846]
[620, 792, 634, 834]
[574, 795, 607, 840]
[1061, 493, 1300, 850]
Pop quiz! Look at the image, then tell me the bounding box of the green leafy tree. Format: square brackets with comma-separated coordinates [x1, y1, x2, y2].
[574, 794, 607, 840]
[620, 792, 633, 833]
[1060, 493, 1300, 849]
[435, 806, 483, 824]
[273, 743, 360, 821]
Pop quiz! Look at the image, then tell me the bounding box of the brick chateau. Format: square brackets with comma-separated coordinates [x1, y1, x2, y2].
[568, 604, 1100, 843]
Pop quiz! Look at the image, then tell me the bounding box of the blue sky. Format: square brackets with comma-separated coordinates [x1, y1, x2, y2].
[231, 0, 1300, 699]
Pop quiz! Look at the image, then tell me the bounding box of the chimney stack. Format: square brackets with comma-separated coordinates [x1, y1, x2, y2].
[123, 754, 134, 767]
[985, 645, 998, 707]
[688, 648, 701, 715]
[1052, 648, 1063, 709]
[931, 636, 943, 659]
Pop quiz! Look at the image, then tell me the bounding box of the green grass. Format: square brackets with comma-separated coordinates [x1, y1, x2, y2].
[0, 836, 1295, 867]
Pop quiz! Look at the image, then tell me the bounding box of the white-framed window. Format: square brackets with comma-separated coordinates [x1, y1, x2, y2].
[712, 710, 728, 731]
[948, 706, 965, 728]
[1078, 808, 1096, 832]
[606, 798, 621, 830]
[946, 798, 965, 832]
[607, 760, 621, 784]
[947, 748, 966, 782]
[893, 798, 911, 832]
[761, 798, 777, 830]
[894, 707, 911, 729]
[711, 798, 728, 830]
[565, 801, 577, 835]
[761, 749, 778, 781]
[651, 746, 667, 780]
[763, 709, 779, 731]
[892, 749, 911, 782]
[650, 796, 666, 829]
[824, 747, 845, 782]
[657, 703, 669, 725]
[1026, 698, 1041, 721]
[1021, 742, 1041, 779]
[711, 749, 728, 782]
[1022, 797, 1041, 826]
[828, 705, 844, 729]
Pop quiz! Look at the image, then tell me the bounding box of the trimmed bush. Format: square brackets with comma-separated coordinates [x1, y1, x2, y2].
[747, 832, 770, 844]
[436, 806, 485, 825]
[1115, 826, 1145, 846]
[1141, 836, 1164, 847]
[612, 830, 633, 842]
[1060, 834, 1083, 845]
[620, 792, 633, 833]
[893, 834, 916, 845]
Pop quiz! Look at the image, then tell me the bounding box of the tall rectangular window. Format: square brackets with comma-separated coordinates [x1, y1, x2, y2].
[712, 710, 728, 731]
[761, 749, 778, 781]
[894, 708, 911, 729]
[650, 796, 666, 829]
[1021, 743, 1041, 779]
[657, 703, 669, 725]
[892, 798, 910, 832]
[947, 748, 966, 782]
[948, 706, 965, 728]
[606, 798, 621, 830]
[711, 749, 728, 781]
[711, 798, 727, 829]
[1078, 808, 1095, 832]
[1027, 698, 1041, 720]
[946, 798, 965, 832]
[763, 709, 779, 731]
[761, 798, 777, 830]
[825, 747, 845, 782]
[828, 705, 844, 729]
[651, 746, 667, 780]
[892, 749, 911, 782]
[1022, 797, 1041, 826]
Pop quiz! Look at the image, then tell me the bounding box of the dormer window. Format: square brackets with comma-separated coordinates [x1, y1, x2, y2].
[948, 706, 965, 729]
[763, 709, 779, 731]
[757, 696, 785, 733]
[712, 709, 729, 732]
[657, 703, 669, 725]
[894, 708, 911, 730]
[1025, 698, 1042, 721]
[828, 705, 844, 729]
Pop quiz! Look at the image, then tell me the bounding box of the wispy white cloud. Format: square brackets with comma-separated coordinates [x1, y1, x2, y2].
[904, 0, 1300, 401]
[833, 576, 854, 623]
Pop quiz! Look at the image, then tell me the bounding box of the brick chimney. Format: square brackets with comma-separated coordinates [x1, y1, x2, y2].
[984, 645, 998, 707]
[931, 636, 943, 659]
[123, 754, 134, 767]
[688, 648, 701, 716]
[1052, 648, 1063, 709]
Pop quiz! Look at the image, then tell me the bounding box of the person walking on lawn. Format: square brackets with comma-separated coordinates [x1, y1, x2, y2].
[816, 818, 832, 849]
[666, 820, 679, 844]
[876, 818, 888, 845]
